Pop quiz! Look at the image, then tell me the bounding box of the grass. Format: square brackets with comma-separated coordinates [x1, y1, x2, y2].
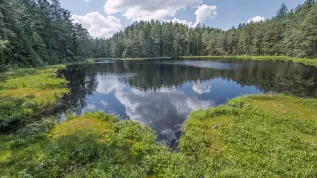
[93, 55, 317, 67]
[1, 95, 317, 177]
[182, 55, 317, 67]
[181, 94, 317, 177]
[94, 57, 172, 61]
[0, 65, 69, 128]
[0, 61, 316, 177]
[0, 112, 180, 177]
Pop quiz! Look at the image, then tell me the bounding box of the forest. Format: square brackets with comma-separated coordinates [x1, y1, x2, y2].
[1, 0, 317, 71]
[96, 1, 317, 59]
[0, 0, 91, 70]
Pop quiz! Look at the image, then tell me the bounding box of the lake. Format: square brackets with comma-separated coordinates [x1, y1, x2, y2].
[60, 58, 317, 145]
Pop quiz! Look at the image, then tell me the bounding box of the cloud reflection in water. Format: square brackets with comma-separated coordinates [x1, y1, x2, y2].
[88, 74, 215, 142]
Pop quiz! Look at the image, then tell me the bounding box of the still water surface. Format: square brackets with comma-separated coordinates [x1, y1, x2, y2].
[60, 59, 317, 144]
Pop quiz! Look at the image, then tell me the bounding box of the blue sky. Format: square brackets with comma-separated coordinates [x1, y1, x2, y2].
[60, 0, 304, 38]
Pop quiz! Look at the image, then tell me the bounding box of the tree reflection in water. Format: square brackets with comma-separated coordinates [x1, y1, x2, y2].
[58, 59, 317, 144]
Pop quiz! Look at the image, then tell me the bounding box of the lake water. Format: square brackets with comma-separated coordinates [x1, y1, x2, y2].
[60, 58, 317, 145]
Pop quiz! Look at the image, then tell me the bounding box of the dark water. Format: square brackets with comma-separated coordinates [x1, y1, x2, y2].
[60, 58, 317, 144]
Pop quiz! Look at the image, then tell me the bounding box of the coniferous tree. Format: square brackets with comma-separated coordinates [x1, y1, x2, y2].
[1, 0, 317, 71]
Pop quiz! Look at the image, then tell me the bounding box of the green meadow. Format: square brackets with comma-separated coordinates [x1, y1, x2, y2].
[0, 66, 68, 128]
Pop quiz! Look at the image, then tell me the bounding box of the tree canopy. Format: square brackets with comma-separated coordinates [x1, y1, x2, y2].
[0, 0, 317, 70]
[96, 1, 317, 59]
[0, 0, 92, 70]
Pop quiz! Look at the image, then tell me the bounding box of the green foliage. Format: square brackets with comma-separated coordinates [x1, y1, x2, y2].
[92, 1, 317, 59]
[1, 0, 317, 68]
[180, 95, 317, 177]
[0, 112, 185, 177]
[1, 95, 317, 177]
[86, 59, 95, 64]
[0, 65, 68, 128]
[183, 55, 317, 67]
[0, 0, 91, 70]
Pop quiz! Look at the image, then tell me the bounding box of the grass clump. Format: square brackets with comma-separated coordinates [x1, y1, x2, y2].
[180, 95, 317, 177]
[0, 65, 68, 128]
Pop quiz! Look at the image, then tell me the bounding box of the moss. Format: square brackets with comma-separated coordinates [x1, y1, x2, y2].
[0, 65, 69, 127]
[50, 116, 109, 139]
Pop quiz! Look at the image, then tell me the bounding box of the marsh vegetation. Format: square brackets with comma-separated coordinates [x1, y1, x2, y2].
[1, 59, 317, 177]
[1, 0, 317, 177]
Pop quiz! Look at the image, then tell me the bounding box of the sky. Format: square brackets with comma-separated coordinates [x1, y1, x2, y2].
[60, 0, 305, 38]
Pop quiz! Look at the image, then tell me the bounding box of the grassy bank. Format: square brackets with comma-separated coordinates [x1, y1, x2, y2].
[93, 55, 317, 67]
[183, 55, 317, 67]
[180, 94, 317, 177]
[0, 112, 185, 177]
[0, 65, 69, 128]
[1, 95, 316, 177]
[94, 57, 172, 61]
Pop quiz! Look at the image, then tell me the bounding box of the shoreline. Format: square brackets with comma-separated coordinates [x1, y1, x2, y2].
[183, 55, 317, 66]
[2, 94, 317, 177]
[94, 56, 317, 67]
[1, 62, 317, 177]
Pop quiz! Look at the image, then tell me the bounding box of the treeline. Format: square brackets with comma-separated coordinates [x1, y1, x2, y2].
[0, 0, 93, 70]
[92, 0, 317, 59]
[1, 0, 317, 70]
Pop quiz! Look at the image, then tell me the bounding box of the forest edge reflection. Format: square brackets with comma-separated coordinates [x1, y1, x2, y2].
[60, 58, 317, 144]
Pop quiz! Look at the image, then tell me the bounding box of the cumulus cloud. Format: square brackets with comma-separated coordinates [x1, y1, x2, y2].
[115, 87, 215, 141]
[124, 7, 177, 21]
[96, 74, 129, 94]
[104, 0, 203, 21]
[92, 73, 215, 141]
[167, 4, 217, 28]
[247, 16, 265, 23]
[194, 4, 217, 27]
[72, 12, 122, 38]
[192, 81, 212, 94]
[169, 18, 194, 27]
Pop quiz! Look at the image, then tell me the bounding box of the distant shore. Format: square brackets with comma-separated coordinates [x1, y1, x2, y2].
[93, 56, 317, 67]
[183, 56, 317, 67]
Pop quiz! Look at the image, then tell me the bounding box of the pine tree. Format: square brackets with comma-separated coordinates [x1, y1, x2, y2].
[276, 3, 289, 19]
[301, 5, 317, 57]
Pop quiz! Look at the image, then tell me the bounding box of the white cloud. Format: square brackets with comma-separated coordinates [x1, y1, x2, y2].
[170, 18, 194, 27]
[104, 0, 203, 21]
[192, 81, 212, 94]
[76, 72, 216, 141]
[247, 16, 265, 23]
[194, 4, 217, 27]
[114, 87, 215, 141]
[124, 7, 177, 21]
[115, 88, 214, 123]
[95, 74, 126, 94]
[72, 12, 122, 38]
